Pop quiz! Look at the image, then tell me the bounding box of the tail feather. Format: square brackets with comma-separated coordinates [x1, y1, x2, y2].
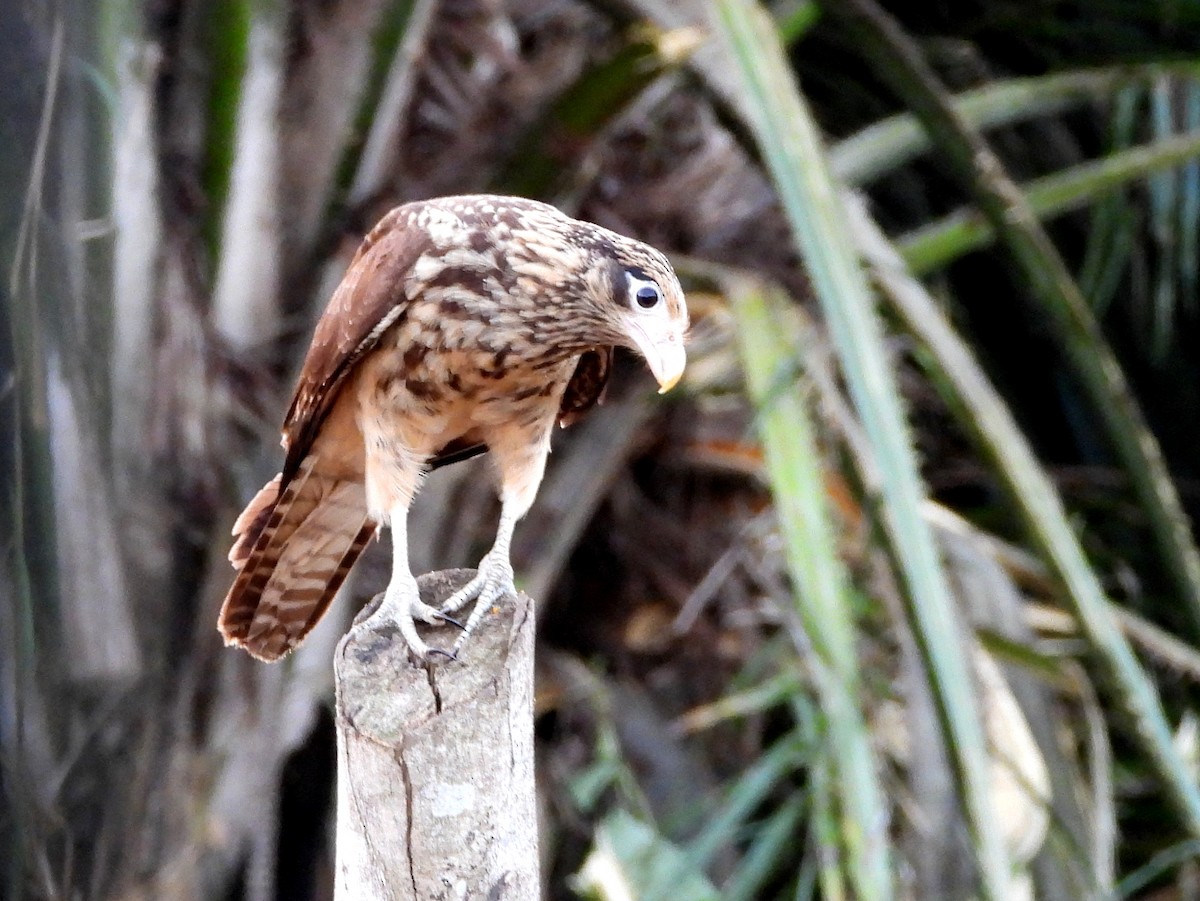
[219, 461, 374, 661]
[228, 474, 282, 567]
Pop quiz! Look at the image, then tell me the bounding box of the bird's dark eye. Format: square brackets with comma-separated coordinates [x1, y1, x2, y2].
[635, 285, 661, 309]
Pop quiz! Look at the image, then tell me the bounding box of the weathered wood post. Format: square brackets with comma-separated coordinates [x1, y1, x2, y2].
[334, 569, 538, 900]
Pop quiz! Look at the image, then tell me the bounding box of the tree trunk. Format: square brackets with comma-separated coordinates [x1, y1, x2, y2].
[334, 569, 539, 900]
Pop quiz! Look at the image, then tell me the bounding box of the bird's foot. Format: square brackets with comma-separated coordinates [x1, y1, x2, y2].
[438, 552, 516, 655]
[439, 553, 515, 615]
[351, 574, 455, 661]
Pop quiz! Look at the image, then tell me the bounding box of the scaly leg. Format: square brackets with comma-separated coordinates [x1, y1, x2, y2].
[439, 430, 547, 656]
[439, 499, 521, 656]
[351, 502, 446, 658]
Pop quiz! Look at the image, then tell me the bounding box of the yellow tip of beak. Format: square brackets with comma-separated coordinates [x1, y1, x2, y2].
[630, 324, 687, 396]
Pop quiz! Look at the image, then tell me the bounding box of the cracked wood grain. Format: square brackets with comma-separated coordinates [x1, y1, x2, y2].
[334, 569, 538, 900]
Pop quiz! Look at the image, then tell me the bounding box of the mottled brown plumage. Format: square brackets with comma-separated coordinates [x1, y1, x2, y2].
[220, 195, 688, 661]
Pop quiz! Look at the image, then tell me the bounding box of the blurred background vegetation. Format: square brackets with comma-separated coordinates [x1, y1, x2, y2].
[7, 0, 1200, 898]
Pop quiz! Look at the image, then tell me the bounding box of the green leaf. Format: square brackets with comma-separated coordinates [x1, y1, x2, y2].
[846, 188, 1200, 852]
[572, 809, 720, 901]
[720, 795, 807, 901]
[726, 275, 894, 901]
[831, 64, 1200, 186]
[897, 128, 1200, 275]
[715, 2, 1013, 897]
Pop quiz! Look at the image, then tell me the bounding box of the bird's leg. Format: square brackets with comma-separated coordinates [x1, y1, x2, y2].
[439, 498, 522, 656]
[352, 502, 446, 658]
[438, 424, 549, 656]
[451, 500, 520, 614]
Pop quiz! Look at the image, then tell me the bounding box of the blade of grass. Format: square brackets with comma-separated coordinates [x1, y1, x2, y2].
[1115, 838, 1200, 899]
[721, 795, 807, 901]
[775, 0, 820, 45]
[1180, 85, 1200, 308]
[1073, 662, 1116, 892]
[817, 0, 1200, 642]
[1148, 76, 1178, 361]
[574, 809, 720, 901]
[714, 3, 1009, 896]
[672, 669, 803, 735]
[680, 731, 807, 877]
[809, 751, 847, 901]
[609, 727, 810, 901]
[727, 273, 893, 900]
[1078, 85, 1140, 318]
[896, 128, 1200, 275]
[843, 188, 1200, 841]
[831, 64, 1200, 187]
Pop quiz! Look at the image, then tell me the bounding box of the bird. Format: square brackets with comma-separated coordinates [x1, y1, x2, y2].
[218, 195, 688, 662]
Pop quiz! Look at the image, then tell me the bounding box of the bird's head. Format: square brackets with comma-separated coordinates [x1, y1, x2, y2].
[427, 197, 689, 392]
[583, 238, 689, 394]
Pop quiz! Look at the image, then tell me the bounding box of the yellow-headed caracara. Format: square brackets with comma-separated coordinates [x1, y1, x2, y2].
[219, 195, 688, 661]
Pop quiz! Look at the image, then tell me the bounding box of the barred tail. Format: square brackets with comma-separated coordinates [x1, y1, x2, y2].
[219, 460, 374, 661]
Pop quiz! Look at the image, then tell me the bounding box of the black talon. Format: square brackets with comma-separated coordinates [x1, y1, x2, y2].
[427, 647, 458, 662]
[433, 611, 466, 630]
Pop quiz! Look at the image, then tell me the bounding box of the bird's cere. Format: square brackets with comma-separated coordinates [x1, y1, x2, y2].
[219, 195, 689, 662]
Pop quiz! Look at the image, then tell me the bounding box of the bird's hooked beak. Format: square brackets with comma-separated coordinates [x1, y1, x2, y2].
[628, 321, 687, 394]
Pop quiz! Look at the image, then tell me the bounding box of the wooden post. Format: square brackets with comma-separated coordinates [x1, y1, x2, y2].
[334, 569, 538, 900]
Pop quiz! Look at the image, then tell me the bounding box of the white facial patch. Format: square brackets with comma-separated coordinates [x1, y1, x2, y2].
[619, 269, 686, 392]
[624, 271, 672, 325]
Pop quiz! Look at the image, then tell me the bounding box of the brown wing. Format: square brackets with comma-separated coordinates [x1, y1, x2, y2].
[281, 205, 434, 481]
[221, 205, 433, 660]
[558, 348, 613, 427]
